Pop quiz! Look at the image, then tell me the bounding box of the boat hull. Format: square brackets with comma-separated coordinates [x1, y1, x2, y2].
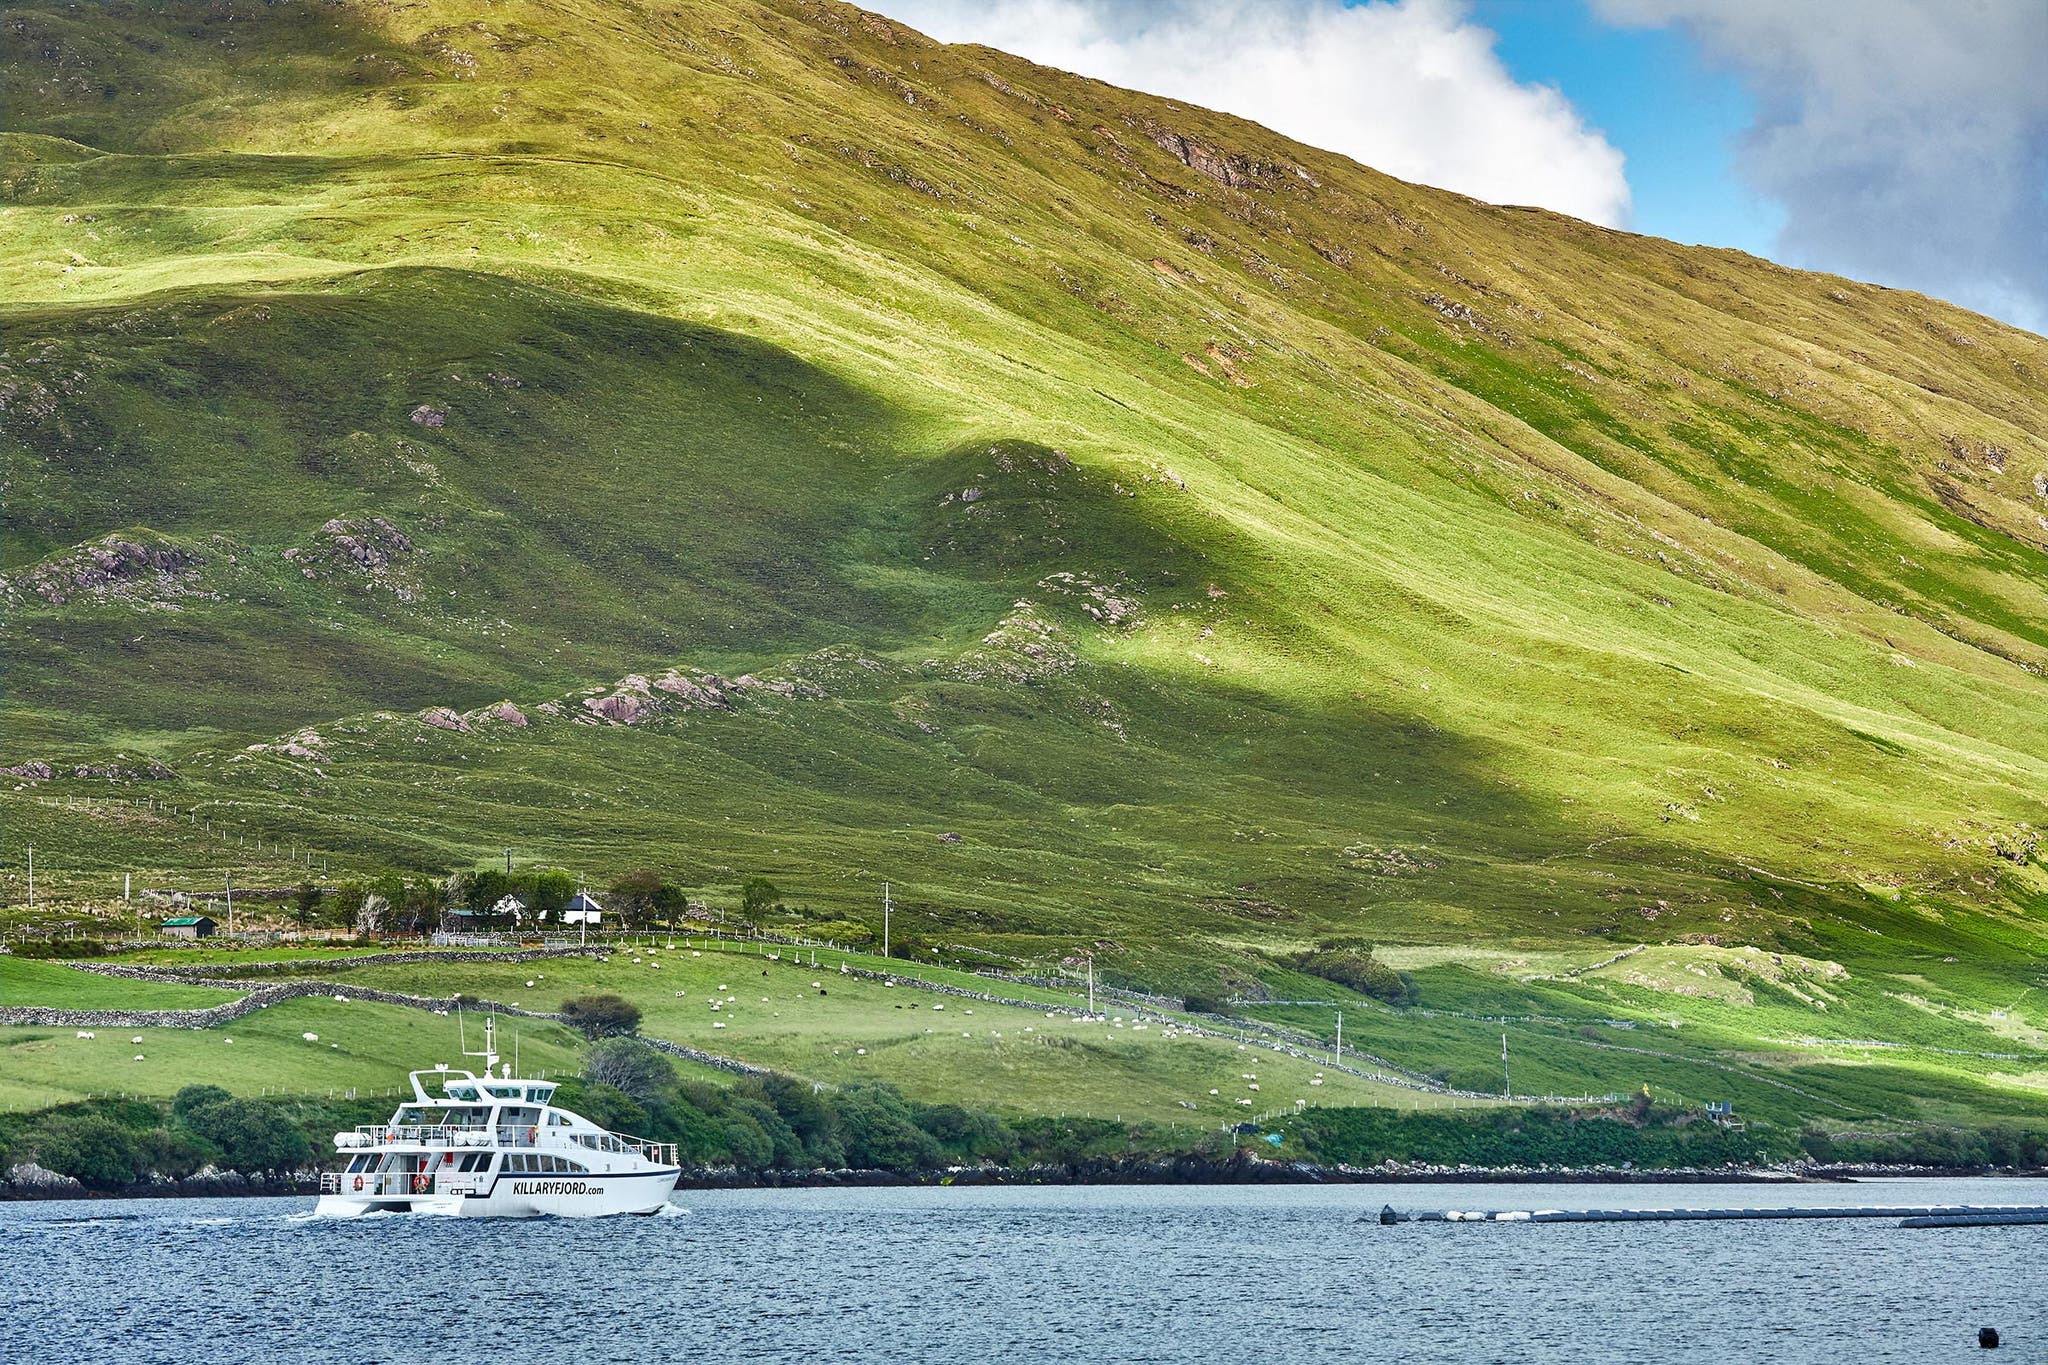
[314, 1168, 680, 1219]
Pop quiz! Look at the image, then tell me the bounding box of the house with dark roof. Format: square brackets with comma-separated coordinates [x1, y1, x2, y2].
[562, 891, 603, 926]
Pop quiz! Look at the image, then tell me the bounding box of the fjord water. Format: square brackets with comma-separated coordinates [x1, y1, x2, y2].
[5, 1181, 2040, 1362]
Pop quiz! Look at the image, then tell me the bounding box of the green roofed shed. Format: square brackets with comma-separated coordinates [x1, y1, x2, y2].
[160, 915, 218, 939]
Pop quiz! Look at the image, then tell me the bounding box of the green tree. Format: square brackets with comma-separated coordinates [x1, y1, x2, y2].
[292, 881, 323, 928]
[561, 994, 642, 1039]
[465, 869, 512, 915]
[33, 1114, 144, 1189]
[610, 869, 667, 928]
[834, 1081, 942, 1170]
[740, 876, 783, 919]
[171, 1084, 233, 1119]
[583, 1037, 675, 1103]
[528, 869, 574, 922]
[327, 881, 367, 931]
[572, 1083, 649, 1136]
[181, 1098, 314, 1173]
[399, 878, 443, 935]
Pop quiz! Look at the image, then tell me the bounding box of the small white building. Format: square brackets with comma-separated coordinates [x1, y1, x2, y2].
[562, 891, 603, 926]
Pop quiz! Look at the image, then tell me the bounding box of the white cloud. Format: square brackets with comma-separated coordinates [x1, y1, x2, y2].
[879, 0, 1632, 227]
[1595, 0, 2048, 334]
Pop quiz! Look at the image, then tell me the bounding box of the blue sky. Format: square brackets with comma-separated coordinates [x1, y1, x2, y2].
[1469, 0, 1784, 254]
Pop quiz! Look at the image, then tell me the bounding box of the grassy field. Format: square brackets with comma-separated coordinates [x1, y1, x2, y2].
[0, 0, 2044, 1131]
[0, 956, 234, 1010]
[0, 946, 1464, 1122]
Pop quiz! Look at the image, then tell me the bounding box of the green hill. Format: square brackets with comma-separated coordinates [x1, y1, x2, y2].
[2, 0, 2045, 1126]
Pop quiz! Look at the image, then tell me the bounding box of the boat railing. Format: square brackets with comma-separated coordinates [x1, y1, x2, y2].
[618, 1133, 679, 1167]
[320, 1170, 481, 1197]
[354, 1122, 499, 1146]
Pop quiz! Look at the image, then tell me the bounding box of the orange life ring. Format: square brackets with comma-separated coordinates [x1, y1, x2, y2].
[352, 1175, 364, 1192]
[411, 1173, 429, 1194]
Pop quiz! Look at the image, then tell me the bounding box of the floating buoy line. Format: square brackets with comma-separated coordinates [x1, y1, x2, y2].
[1377, 1203, 2048, 1229]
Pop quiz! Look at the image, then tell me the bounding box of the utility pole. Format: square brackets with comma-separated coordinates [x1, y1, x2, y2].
[226, 873, 234, 936]
[1335, 1011, 1343, 1067]
[882, 881, 891, 960]
[1087, 955, 1096, 1016]
[25, 845, 33, 909]
[1502, 1033, 1511, 1100]
[505, 848, 512, 875]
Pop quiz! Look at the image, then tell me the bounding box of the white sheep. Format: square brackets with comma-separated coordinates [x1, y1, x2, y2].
[303, 1032, 320, 1042]
[74, 1031, 94, 1040]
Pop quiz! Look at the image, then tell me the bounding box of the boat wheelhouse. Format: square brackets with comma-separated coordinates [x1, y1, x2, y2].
[314, 1018, 680, 1218]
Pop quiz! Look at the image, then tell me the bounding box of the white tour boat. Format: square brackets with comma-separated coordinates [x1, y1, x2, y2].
[315, 1018, 680, 1218]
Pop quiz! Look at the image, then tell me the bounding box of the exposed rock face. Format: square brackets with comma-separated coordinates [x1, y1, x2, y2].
[0, 761, 55, 780]
[583, 688, 652, 724]
[1341, 844, 1441, 876]
[651, 671, 729, 708]
[5, 1163, 83, 1196]
[8, 534, 204, 606]
[313, 516, 413, 570]
[951, 601, 1077, 682]
[285, 516, 419, 599]
[418, 707, 470, 733]
[1142, 122, 1294, 191]
[247, 729, 327, 761]
[481, 701, 528, 727]
[70, 759, 176, 781]
[408, 404, 448, 428]
[1039, 571, 1141, 626]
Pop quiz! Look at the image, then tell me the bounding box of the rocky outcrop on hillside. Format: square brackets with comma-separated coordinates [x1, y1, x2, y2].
[5, 533, 204, 606]
[245, 728, 327, 761]
[284, 516, 419, 598]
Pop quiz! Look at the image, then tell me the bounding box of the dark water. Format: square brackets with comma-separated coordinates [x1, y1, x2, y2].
[3, 1179, 2042, 1363]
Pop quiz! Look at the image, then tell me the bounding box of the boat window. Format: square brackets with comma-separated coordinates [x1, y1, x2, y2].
[446, 1085, 479, 1101]
[548, 1114, 571, 1126]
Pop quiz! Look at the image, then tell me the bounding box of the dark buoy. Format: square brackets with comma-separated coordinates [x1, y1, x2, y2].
[1979, 1327, 2000, 1349]
[1380, 1204, 1402, 1226]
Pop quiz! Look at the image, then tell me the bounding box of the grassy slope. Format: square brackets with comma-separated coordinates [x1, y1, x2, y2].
[0, 948, 1442, 1123]
[1, 0, 2045, 1123]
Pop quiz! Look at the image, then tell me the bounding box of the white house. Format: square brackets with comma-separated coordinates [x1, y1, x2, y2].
[562, 890, 603, 926]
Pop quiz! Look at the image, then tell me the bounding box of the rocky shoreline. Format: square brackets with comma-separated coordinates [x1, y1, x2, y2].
[6, 1155, 2039, 1202]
